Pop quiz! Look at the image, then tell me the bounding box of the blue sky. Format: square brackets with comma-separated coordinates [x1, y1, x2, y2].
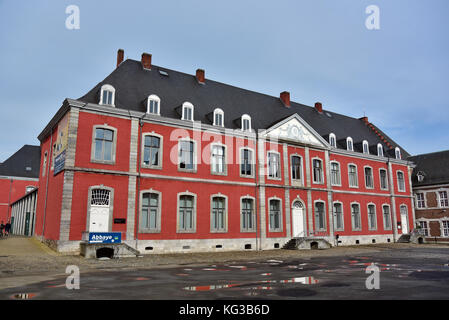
[1, 0, 448, 161]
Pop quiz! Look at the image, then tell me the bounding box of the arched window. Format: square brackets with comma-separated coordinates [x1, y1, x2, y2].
[346, 137, 353, 151]
[177, 193, 196, 232]
[99, 84, 115, 106]
[329, 133, 336, 148]
[211, 195, 227, 232]
[213, 108, 224, 127]
[395, 147, 401, 160]
[147, 95, 160, 115]
[140, 191, 161, 232]
[377, 143, 384, 157]
[182, 102, 194, 121]
[362, 140, 369, 154]
[241, 114, 251, 132]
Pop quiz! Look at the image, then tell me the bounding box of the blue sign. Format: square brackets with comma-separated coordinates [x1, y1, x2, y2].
[54, 150, 66, 175]
[88, 232, 121, 244]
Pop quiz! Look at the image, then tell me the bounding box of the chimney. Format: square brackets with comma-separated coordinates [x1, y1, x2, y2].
[280, 91, 290, 108]
[360, 116, 369, 124]
[196, 69, 205, 84]
[315, 102, 323, 113]
[116, 49, 124, 68]
[141, 53, 152, 70]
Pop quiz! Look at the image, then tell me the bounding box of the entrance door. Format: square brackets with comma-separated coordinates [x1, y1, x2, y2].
[400, 206, 409, 234]
[292, 201, 305, 237]
[89, 189, 111, 232]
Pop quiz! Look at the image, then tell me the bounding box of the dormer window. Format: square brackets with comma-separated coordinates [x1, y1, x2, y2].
[377, 144, 384, 157]
[182, 102, 194, 121]
[147, 95, 160, 115]
[362, 140, 369, 154]
[213, 108, 224, 127]
[329, 133, 336, 148]
[395, 147, 401, 160]
[100, 84, 115, 106]
[242, 114, 251, 132]
[346, 137, 353, 151]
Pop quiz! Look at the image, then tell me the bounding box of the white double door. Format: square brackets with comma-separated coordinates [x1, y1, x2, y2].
[89, 205, 110, 232]
[292, 203, 305, 237]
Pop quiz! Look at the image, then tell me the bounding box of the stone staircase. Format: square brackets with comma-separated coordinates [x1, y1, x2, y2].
[283, 237, 332, 250]
[397, 229, 426, 244]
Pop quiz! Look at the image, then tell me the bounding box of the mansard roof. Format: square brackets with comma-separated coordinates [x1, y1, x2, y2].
[77, 58, 409, 158]
[408, 150, 449, 187]
[0, 145, 40, 179]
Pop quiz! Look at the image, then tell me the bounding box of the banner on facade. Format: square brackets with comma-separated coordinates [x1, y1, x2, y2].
[54, 112, 70, 175]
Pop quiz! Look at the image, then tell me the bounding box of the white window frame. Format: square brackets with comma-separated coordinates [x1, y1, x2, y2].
[395, 147, 402, 160]
[290, 154, 303, 186]
[329, 133, 336, 148]
[333, 201, 344, 231]
[213, 108, 224, 127]
[268, 197, 283, 232]
[438, 190, 449, 208]
[147, 94, 161, 115]
[442, 220, 449, 237]
[91, 125, 118, 165]
[364, 166, 374, 189]
[312, 157, 324, 185]
[397, 170, 406, 192]
[99, 84, 116, 106]
[367, 203, 377, 231]
[362, 140, 369, 154]
[239, 147, 255, 178]
[346, 137, 354, 151]
[210, 143, 227, 176]
[419, 220, 429, 236]
[181, 102, 194, 121]
[382, 204, 392, 230]
[240, 196, 256, 233]
[178, 138, 197, 173]
[139, 189, 162, 233]
[267, 151, 281, 180]
[348, 163, 359, 188]
[379, 168, 388, 190]
[141, 132, 163, 169]
[176, 191, 197, 233]
[210, 194, 228, 233]
[377, 143, 384, 157]
[351, 202, 362, 231]
[416, 192, 426, 208]
[241, 114, 252, 132]
[330, 161, 341, 186]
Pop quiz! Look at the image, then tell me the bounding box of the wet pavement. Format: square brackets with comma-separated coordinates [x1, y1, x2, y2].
[2, 246, 449, 300]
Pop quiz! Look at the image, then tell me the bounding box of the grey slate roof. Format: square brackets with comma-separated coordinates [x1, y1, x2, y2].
[0, 145, 41, 179]
[78, 59, 409, 158]
[408, 150, 449, 187]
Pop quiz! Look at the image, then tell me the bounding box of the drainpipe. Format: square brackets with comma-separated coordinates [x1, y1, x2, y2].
[387, 158, 396, 243]
[254, 130, 259, 251]
[135, 113, 145, 250]
[41, 127, 53, 241]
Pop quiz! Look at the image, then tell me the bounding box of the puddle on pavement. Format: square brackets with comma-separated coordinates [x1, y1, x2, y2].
[11, 293, 37, 300]
[183, 276, 319, 292]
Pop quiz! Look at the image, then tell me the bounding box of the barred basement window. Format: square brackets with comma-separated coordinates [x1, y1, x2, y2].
[91, 189, 110, 206]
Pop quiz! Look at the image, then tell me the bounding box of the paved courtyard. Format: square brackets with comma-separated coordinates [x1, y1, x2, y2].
[1, 237, 449, 300]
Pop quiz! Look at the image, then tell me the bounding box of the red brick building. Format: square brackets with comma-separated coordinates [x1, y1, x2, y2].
[409, 150, 449, 242]
[33, 50, 416, 253]
[0, 145, 40, 228]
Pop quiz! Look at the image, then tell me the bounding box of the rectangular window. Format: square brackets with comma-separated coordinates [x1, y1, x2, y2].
[211, 145, 226, 174]
[383, 206, 391, 230]
[183, 107, 193, 121]
[179, 141, 194, 170]
[416, 193, 425, 208]
[368, 204, 377, 230]
[102, 90, 113, 105]
[333, 203, 344, 231]
[214, 113, 223, 126]
[291, 156, 302, 181]
[94, 128, 114, 161]
[439, 191, 449, 207]
[348, 165, 358, 187]
[269, 199, 281, 231]
[42, 152, 48, 177]
[211, 197, 226, 232]
[365, 167, 374, 188]
[313, 159, 323, 184]
[143, 135, 161, 167]
[242, 119, 250, 131]
[419, 221, 429, 236]
[149, 100, 159, 114]
[314, 202, 326, 231]
[380, 169, 388, 190]
[141, 193, 159, 231]
[241, 149, 253, 177]
[330, 162, 341, 186]
[179, 195, 194, 231]
[351, 204, 361, 230]
[241, 198, 255, 232]
[442, 221, 449, 237]
[397, 171, 405, 192]
[268, 152, 280, 179]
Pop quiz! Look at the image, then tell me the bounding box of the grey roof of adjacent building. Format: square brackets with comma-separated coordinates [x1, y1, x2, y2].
[0, 145, 41, 179]
[408, 150, 449, 187]
[77, 58, 410, 158]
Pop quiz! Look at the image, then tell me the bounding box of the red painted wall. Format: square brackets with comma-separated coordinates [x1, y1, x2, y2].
[0, 178, 38, 223]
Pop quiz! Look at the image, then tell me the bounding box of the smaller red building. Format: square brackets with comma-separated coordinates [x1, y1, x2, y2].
[0, 145, 40, 229]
